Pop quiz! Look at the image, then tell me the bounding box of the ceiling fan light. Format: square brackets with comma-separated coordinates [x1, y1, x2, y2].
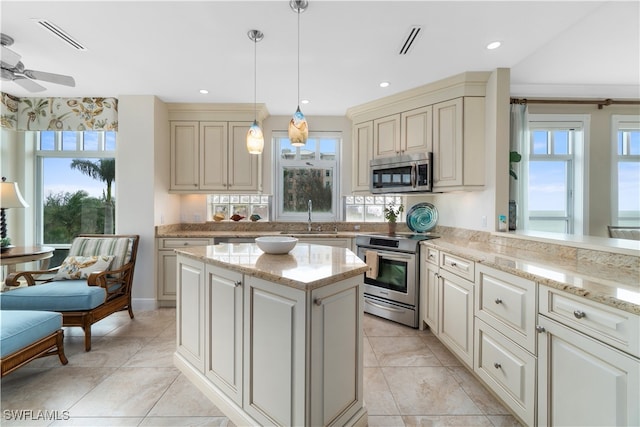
[247, 120, 265, 154]
[289, 106, 308, 146]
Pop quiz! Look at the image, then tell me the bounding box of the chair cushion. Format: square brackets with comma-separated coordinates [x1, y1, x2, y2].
[68, 237, 133, 271]
[53, 255, 115, 280]
[0, 310, 62, 358]
[0, 281, 107, 312]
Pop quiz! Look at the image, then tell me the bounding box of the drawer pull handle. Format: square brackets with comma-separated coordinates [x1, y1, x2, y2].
[494, 298, 503, 304]
[450, 262, 457, 267]
[573, 310, 586, 319]
[536, 325, 546, 333]
[493, 362, 501, 369]
[183, 242, 189, 246]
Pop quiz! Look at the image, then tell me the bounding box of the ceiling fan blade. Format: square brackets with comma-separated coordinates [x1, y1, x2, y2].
[1, 45, 21, 68]
[13, 76, 47, 92]
[23, 68, 75, 87]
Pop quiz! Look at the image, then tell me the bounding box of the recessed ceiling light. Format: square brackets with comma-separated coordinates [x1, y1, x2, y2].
[379, 81, 390, 88]
[486, 41, 501, 50]
[199, 89, 209, 94]
[301, 99, 310, 105]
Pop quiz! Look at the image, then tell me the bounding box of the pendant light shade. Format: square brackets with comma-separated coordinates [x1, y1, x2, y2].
[288, 0, 308, 147]
[246, 29, 264, 154]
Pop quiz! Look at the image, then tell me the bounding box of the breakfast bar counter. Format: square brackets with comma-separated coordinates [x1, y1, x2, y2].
[173, 243, 368, 427]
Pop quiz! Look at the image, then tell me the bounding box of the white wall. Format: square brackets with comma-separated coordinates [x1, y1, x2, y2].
[118, 95, 178, 309]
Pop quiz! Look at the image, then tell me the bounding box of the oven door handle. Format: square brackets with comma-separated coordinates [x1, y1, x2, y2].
[364, 250, 414, 262]
[365, 299, 406, 313]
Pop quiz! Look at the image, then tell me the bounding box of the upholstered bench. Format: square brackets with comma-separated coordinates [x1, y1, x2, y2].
[0, 234, 140, 351]
[0, 310, 68, 377]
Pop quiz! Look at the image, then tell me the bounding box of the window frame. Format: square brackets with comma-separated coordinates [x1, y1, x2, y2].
[272, 131, 342, 222]
[521, 115, 589, 235]
[611, 115, 640, 226]
[34, 130, 116, 248]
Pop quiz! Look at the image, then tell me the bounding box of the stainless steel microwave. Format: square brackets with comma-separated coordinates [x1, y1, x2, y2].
[370, 152, 433, 193]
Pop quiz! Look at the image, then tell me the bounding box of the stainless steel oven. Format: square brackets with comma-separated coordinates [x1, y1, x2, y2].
[356, 233, 438, 328]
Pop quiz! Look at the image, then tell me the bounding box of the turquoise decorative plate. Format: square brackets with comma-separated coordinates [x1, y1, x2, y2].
[406, 202, 438, 233]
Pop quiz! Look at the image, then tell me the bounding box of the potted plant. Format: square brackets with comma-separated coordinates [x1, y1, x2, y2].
[383, 202, 404, 234]
[509, 151, 522, 230]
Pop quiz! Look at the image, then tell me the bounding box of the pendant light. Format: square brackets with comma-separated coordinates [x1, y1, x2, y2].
[288, 0, 309, 147]
[246, 29, 264, 154]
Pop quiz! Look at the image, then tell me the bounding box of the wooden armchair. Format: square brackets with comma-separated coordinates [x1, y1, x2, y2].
[0, 234, 140, 351]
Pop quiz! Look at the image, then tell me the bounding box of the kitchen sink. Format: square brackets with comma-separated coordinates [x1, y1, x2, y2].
[280, 231, 339, 235]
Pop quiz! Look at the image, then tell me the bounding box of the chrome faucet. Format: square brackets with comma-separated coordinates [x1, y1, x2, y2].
[307, 200, 313, 232]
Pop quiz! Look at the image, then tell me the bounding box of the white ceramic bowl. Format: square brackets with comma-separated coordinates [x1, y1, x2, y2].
[255, 236, 298, 255]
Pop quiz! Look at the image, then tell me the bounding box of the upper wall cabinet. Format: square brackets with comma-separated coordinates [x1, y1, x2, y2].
[432, 97, 485, 191]
[346, 71, 490, 193]
[170, 121, 260, 193]
[352, 121, 373, 193]
[372, 106, 432, 159]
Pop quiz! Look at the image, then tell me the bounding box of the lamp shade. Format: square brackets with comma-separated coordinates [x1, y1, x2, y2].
[0, 181, 29, 209]
[289, 106, 308, 146]
[247, 120, 265, 154]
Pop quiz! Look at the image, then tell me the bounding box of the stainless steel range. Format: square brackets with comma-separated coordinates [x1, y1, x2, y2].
[356, 233, 439, 328]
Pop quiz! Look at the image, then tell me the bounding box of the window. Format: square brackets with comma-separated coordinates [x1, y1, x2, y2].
[35, 131, 116, 264]
[273, 132, 340, 221]
[522, 116, 588, 234]
[612, 115, 640, 226]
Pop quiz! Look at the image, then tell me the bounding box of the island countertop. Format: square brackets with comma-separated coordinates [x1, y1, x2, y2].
[175, 242, 367, 291]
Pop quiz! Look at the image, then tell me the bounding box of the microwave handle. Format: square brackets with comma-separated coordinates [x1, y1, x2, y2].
[411, 163, 417, 188]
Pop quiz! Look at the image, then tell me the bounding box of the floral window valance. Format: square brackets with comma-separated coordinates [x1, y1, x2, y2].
[1, 92, 118, 131]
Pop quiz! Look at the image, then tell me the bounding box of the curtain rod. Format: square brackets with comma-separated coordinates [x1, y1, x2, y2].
[510, 98, 640, 110]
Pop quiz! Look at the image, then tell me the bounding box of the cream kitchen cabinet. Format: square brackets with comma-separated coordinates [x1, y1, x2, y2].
[474, 264, 537, 426]
[437, 251, 475, 368]
[537, 285, 640, 426]
[419, 246, 439, 333]
[205, 265, 244, 406]
[295, 237, 354, 252]
[352, 121, 373, 192]
[176, 254, 206, 372]
[156, 238, 213, 306]
[432, 97, 485, 191]
[372, 106, 432, 159]
[170, 121, 260, 192]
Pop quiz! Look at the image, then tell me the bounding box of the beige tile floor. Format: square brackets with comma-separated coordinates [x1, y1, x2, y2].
[1, 308, 523, 427]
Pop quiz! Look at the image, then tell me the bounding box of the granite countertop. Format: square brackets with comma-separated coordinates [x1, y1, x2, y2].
[423, 237, 640, 316]
[175, 243, 368, 291]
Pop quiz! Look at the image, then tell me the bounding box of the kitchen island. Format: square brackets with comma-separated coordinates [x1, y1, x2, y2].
[173, 242, 368, 427]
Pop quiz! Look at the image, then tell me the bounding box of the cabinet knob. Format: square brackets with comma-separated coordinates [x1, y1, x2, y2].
[429, 254, 435, 259]
[450, 262, 457, 267]
[234, 281, 242, 287]
[535, 325, 546, 333]
[434, 273, 440, 279]
[183, 242, 189, 246]
[494, 298, 503, 304]
[493, 362, 501, 369]
[314, 298, 323, 306]
[573, 310, 586, 319]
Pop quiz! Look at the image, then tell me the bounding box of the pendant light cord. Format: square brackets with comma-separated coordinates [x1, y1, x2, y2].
[254, 35, 257, 122]
[297, 5, 300, 107]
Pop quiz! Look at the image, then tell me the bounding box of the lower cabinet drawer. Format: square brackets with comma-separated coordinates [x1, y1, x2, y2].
[474, 318, 536, 427]
[539, 285, 639, 358]
[159, 238, 213, 249]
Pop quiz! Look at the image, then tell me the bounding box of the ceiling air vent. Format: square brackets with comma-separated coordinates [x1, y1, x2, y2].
[35, 20, 87, 51]
[398, 25, 422, 55]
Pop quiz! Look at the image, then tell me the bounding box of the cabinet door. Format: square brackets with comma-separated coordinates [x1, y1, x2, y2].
[199, 122, 228, 190]
[422, 263, 439, 334]
[176, 255, 205, 372]
[170, 121, 199, 190]
[352, 121, 373, 192]
[438, 269, 474, 367]
[205, 265, 243, 405]
[244, 276, 306, 427]
[402, 105, 432, 155]
[157, 251, 177, 301]
[433, 98, 463, 188]
[228, 122, 260, 191]
[373, 114, 401, 158]
[538, 315, 639, 426]
[310, 276, 364, 426]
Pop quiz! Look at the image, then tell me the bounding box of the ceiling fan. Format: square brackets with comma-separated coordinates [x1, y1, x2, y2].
[1, 33, 75, 92]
